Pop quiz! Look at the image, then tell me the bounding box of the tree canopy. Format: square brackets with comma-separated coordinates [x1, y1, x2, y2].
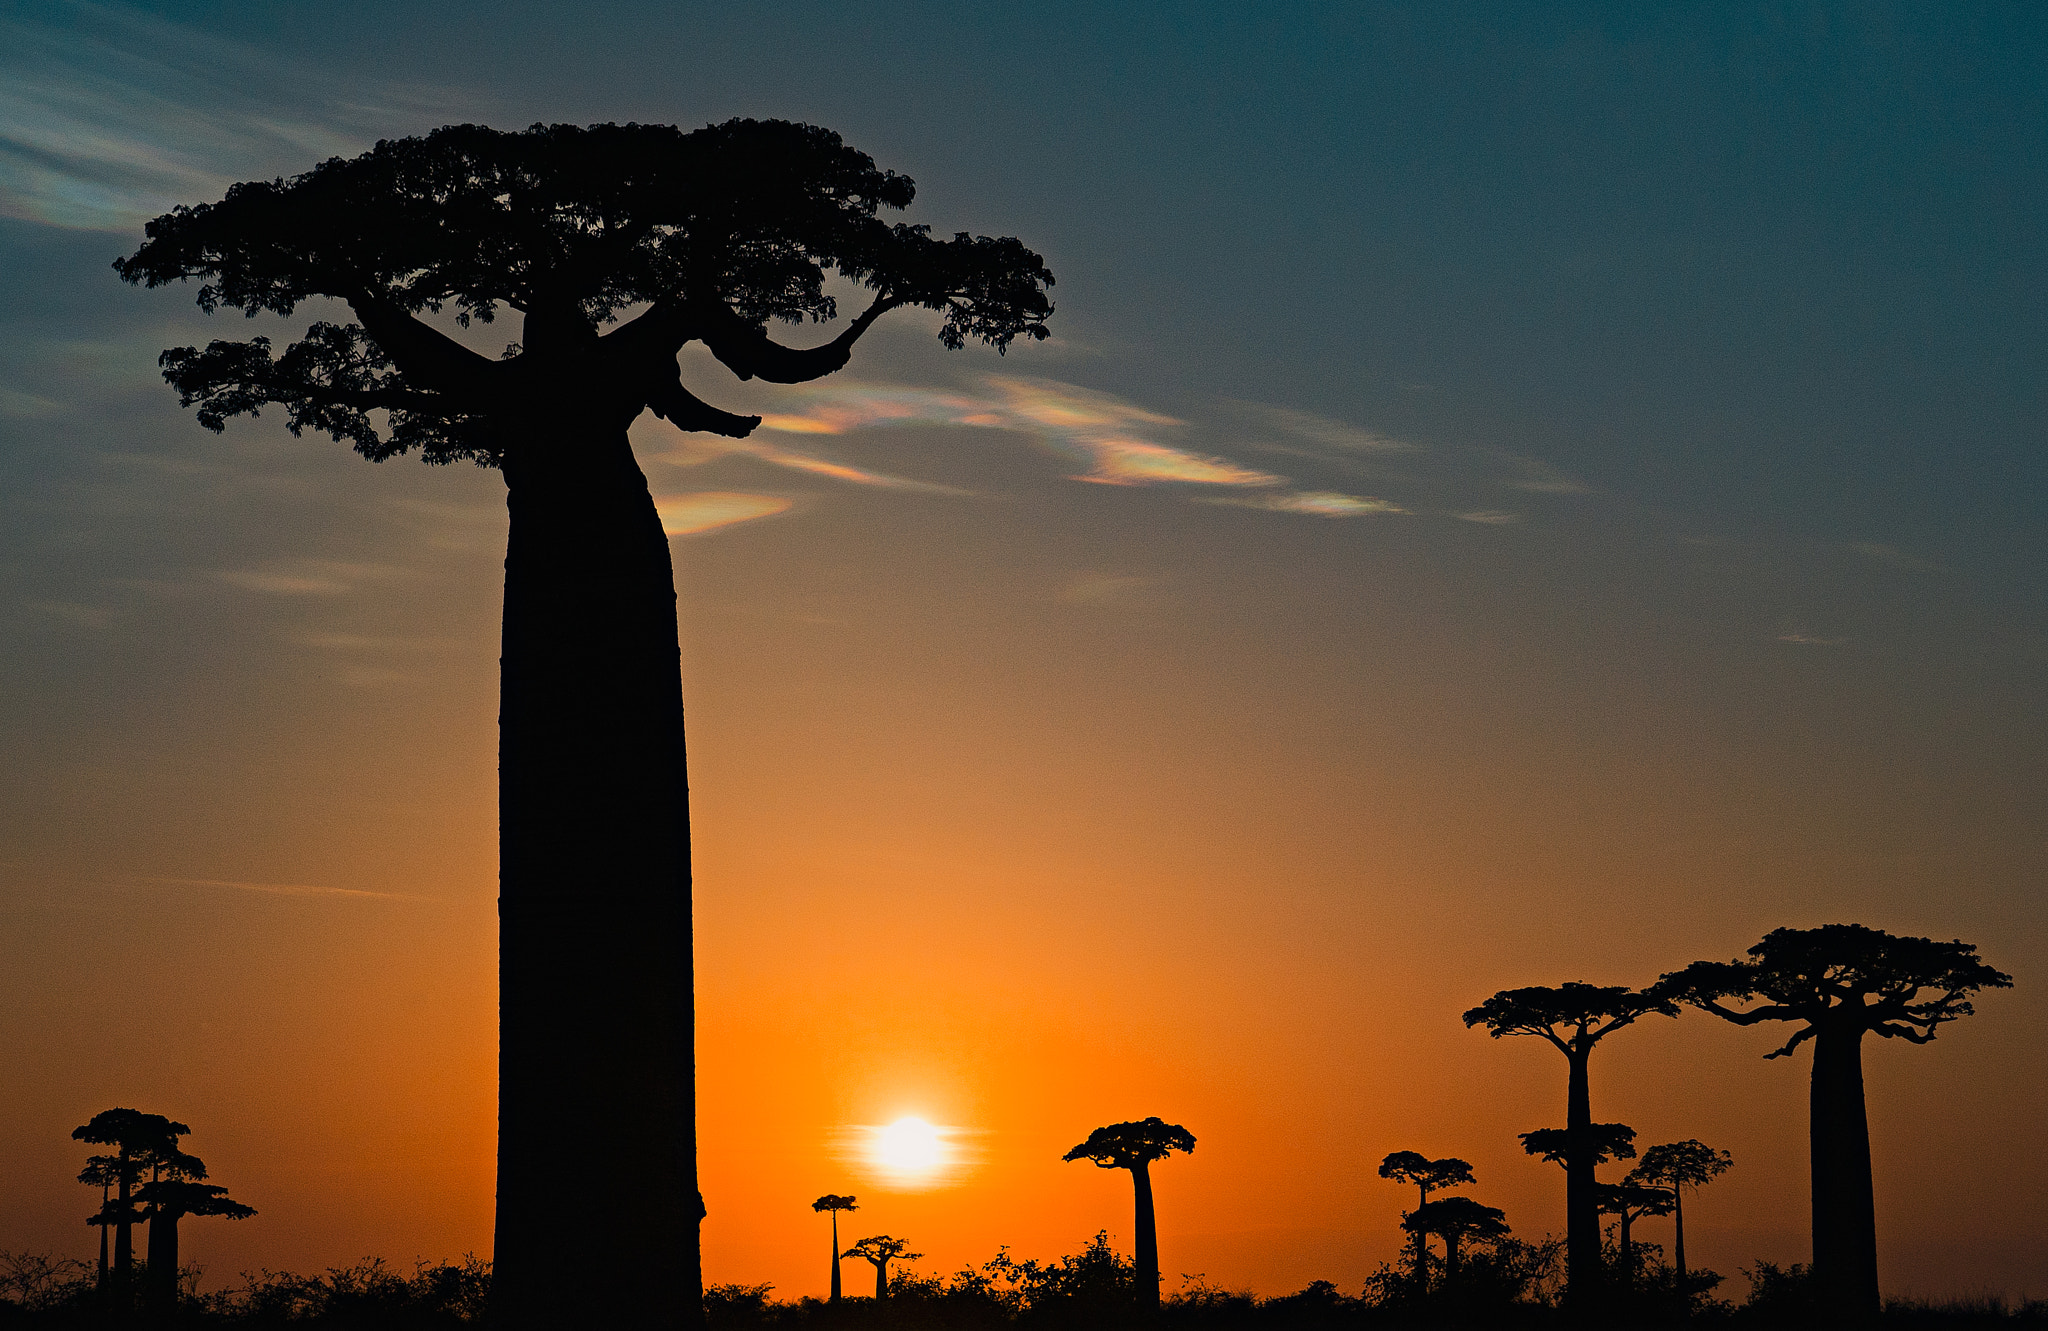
[136, 1180, 256, 1224]
[1378, 1151, 1475, 1194]
[843, 1236, 919, 1266]
[811, 1194, 858, 1214]
[1656, 924, 2012, 1058]
[1519, 1124, 1638, 1169]
[1062, 1118, 1196, 1171]
[1631, 1140, 1732, 1193]
[1463, 982, 1677, 1052]
[1403, 1197, 1511, 1246]
[113, 119, 1055, 466]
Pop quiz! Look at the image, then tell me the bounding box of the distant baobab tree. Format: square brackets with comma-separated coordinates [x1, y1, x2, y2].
[72, 1109, 190, 1292]
[1064, 1118, 1195, 1313]
[842, 1236, 919, 1300]
[1464, 983, 1674, 1302]
[79, 1157, 119, 1287]
[1402, 1197, 1509, 1294]
[1592, 1180, 1673, 1289]
[1629, 1139, 1731, 1285]
[1378, 1151, 1475, 1284]
[116, 119, 1052, 1331]
[811, 1195, 858, 1301]
[136, 1180, 255, 1309]
[1658, 924, 2010, 1321]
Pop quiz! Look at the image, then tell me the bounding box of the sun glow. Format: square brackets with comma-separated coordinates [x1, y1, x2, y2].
[872, 1117, 945, 1174]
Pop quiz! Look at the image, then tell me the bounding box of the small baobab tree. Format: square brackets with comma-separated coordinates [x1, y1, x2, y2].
[1464, 982, 1673, 1301]
[842, 1235, 918, 1300]
[1592, 1180, 1673, 1288]
[1063, 1117, 1195, 1313]
[1378, 1151, 1475, 1285]
[136, 1180, 255, 1310]
[1629, 1139, 1731, 1284]
[811, 1195, 858, 1301]
[71, 1109, 189, 1290]
[1657, 924, 2010, 1321]
[1402, 1197, 1509, 1294]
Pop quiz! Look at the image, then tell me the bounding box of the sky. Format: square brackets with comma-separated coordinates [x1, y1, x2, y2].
[2, 0, 2044, 1305]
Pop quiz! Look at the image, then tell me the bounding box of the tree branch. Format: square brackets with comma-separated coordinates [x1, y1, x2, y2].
[648, 378, 761, 438]
[347, 291, 503, 401]
[697, 292, 900, 384]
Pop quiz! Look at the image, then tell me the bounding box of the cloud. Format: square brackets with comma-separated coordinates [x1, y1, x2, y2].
[0, 4, 477, 231]
[1058, 573, 1155, 605]
[1457, 510, 1522, 524]
[135, 874, 409, 901]
[216, 560, 405, 595]
[1777, 632, 1846, 646]
[655, 491, 794, 536]
[1494, 453, 1591, 495]
[1239, 402, 1416, 454]
[1201, 490, 1405, 517]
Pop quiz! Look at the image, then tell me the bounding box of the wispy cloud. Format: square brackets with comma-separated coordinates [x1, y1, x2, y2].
[216, 561, 404, 596]
[1457, 510, 1522, 524]
[1200, 490, 1405, 517]
[134, 874, 410, 901]
[655, 491, 794, 536]
[1777, 632, 1846, 646]
[1496, 453, 1591, 495]
[0, 3, 478, 231]
[1237, 402, 1416, 455]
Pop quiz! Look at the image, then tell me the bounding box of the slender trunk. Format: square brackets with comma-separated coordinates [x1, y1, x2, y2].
[1132, 1160, 1160, 1312]
[488, 413, 700, 1331]
[1811, 1021, 1880, 1321]
[98, 1186, 109, 1288]
[1673, 1186, 1687, 1284]
[875, 1259, 888, 1301]
[829, 1211, 841, 1302]
[146, 1210, 179, 1313]
[115, 1148, 134, 1279]
[1617, 1209, 1633, 1290]
[1413, 1184, 1430, 1285]
[1564, 1047, 1600, 1303]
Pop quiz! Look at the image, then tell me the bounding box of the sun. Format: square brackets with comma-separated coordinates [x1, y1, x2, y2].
[872, 1117, 946, 1174]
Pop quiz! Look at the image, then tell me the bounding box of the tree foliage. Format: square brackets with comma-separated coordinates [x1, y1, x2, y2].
[1632, 1140, 1732, 1194]
[1061, 1119, 1196, 1171]
[1463, 982, 1677, 1050]
[1519, 1123, 1638, 1169]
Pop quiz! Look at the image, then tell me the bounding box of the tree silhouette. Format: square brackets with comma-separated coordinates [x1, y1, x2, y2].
[1592, 1180, 1673, 1288]
[116, 119, 1051, 1331]
[1402, 1197, 1509, 1292]
[1464, 984, 1674, 1301]
[1518, 1122, 1638, 1173]
[1063, 1118, 1195, 1314]
[72, 1109, 190, 1292]
[1629, 1139, 1731, 1284]
[1658, 924, 2010, 1321]
[78, 1157, 119, 1288]
[842, 1236, 919, 1300]
[1377, 1151, 1475, 1285]
[811, 1195, 858, 1301]
[135, 1180, 255, 1310]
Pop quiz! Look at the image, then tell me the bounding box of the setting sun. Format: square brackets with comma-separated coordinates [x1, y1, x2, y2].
[873, 1117, 945, 1174]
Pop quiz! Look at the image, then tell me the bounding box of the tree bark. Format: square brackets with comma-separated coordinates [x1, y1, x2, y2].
[1132, 1160, 1160, 1312]
[1811, 1021, 1880, 1321]
[487, 413, 700, 1331]
[874, 1260, 888, 1301]
[115, 1148, 134, 1279]
[146, 1210, 179, 1312]
[829, 1211, 841, 1302]
[1412, 1184, 1430, 1285]
[1564, 1047, 1600, 1304]
[1617, 1209, 1633, 1290]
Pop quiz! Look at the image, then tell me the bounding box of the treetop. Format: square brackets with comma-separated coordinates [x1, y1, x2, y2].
[71, 1109, 191, 1153]
[1462, 981, 1676, 1052]
[1593, 1180, 1676, 1219]
[1403, 1196, 1510, 1241]
[1518, 1123, 1638, 1168]
[1377, 1151, 1475, 1191]
[1062, 1118, 1196, 1170]
[843, 1236, 919, 1262]
[812, 1194, 858, 1212]
[1631, 1139, 1732, 1190]
[135, 1179, 256, 1221]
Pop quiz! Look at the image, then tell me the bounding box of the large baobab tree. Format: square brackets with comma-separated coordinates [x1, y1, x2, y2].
[115, 119, 1052, 1331]
[1658, 925, 2010, 1321]
[1402, 1197, 1509, 1294]
[1063, 1118, 1195, 1313]
[1377, 1151, 1475, 1284]
[842, 1236, 919, 1300]
[71, 1110, 189, 1291]
[811, 1194, 858, 1301]
[1464, 983, 1674, 1302]
[136, 1180, 256, 1311]
[1628, 1139, 1731, 1284]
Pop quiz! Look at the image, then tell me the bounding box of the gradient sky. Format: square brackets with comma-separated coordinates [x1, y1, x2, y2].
[2, 0, 2044, 1305]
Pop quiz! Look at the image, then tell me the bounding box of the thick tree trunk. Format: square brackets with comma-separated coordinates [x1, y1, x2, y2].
[1673, 1188, 1687, 1283]
[1564, 1048, 1600, 1304]
[146, 1211, 179, 1312]
[1445, 1233, 1461, 1291]
[115, 1150, 134, 1279]
[874, 1260, 888, 1301]
[829, 1211, 841, 1302]
[1811, 1022, 1880, 1321]
[487, 414, 700, 1331]
[98, 1220, 108, 1287]
[1132, 1161, 1160, 1312]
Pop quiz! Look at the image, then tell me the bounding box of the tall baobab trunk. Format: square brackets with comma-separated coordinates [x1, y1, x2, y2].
[114, 1146, 134, 1280]
[1811, 1021, 1880, 1321]
[875, 1258, 888, 1300]
[1411, 1184, 1430, 1285]
[146, 1210, 180, 1312]
[1617, 1208, 1634, 1290]
[1565, 1048, 1600, 1302]
[1673, 1186, 1688, 1283]
[489, 413, 700, 1331]
[830, 1211, 841, 1301]
[1132, 1160, 1160, 1312]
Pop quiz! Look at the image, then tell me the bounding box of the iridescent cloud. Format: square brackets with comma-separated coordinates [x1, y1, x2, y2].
[1201, 490, 1406, 517]
[656, 491, 794, 536]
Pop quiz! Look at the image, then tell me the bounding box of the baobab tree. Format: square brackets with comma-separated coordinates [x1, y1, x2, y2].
[1464, 983, 1673, 1301]
[1402, 1197, 1509, 1293]
[1629, 1139, 1731, 1284]
[1378, 1151, 1475, 1284]
[811, 1195, 858, 1301]
[1658, 924, 2010, 1321]
[135, 1180, 255, 1311]
[116, 119, 1052, 1331]
[71, 1109, 189, 1290]
[1063, 1118, 1195, 1313]
[1592, 1180, 1673, 1289]
[842, 1236, 919, 1300]
[79, 1157, 119, 1287]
